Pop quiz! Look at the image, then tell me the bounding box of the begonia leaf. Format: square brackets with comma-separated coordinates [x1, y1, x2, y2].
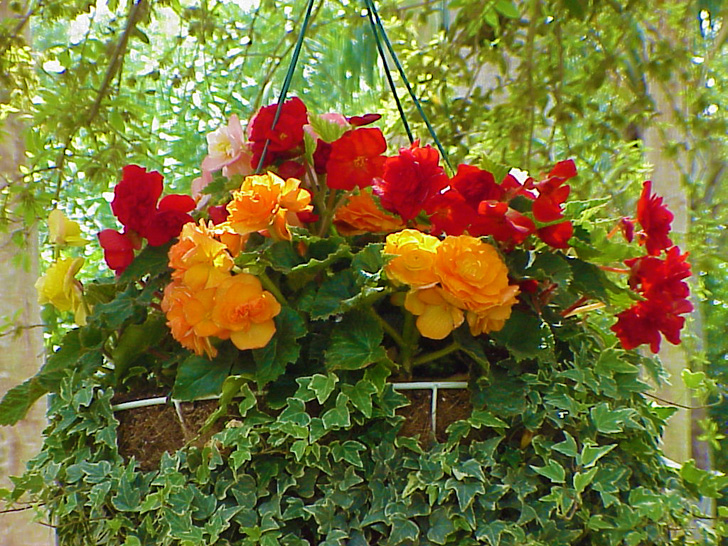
[325, 310, 387, 370]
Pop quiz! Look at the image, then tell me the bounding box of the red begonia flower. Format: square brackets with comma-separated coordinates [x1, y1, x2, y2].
[347, 113, 382, 127]
[449, 164, 505, 203]
[472, 201, 536, 245]
[530, 160, 577, 223]
[277, 160, 306, 180]
[111, 165, 163, 234]
[249, 97, 308, 168]
[326, 128, 387, 191]
[373, 142, 448, 221]
[98, 229, 137, 274]
[612, 297, 690, 353]
[625, 247, 691, 300]
[619, 217, 636, 243]
[426, 189, 475, 236]
[208, 205, 229, 225]
[142, 194, 195, 247]
[636, 181, 673, 256]
[537, 221, 573, 249]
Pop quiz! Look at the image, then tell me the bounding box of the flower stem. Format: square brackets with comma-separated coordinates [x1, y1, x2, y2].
[400, 311, 418, 376]
[258, 270, 286, 304]
[370, 307, 405, 349]
[412, 341, 460, 368]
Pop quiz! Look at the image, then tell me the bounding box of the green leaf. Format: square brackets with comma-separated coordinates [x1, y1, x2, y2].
[119, 243, 171, 282]
[595, 348, 639, 375]
[567, 257, 611, 300]
[590, 403, 634, 434]
[309, 373, 338, 404]
[580, 442, 617, 468]
[389, 518, 419, 545]
[427, 507, 457, 544]
[173, 352, 232, 400]
[530, 460, 566, 483]
[469, 409, 507, 429]
[563, 0, 587, 19]
[0, 378, 48, 425]
[321, 393, 351, 430]
[341, 379, 377, 418]
[364, 362, 391, 392]
[490, 310, 552, 362]
[307, 270, 357, 320]
[325, 310, 387, 370]
[494, 0, 519, 18]
[350, 243, 386, 281]
[445, 478, 485, 510]
[307, 112, 348, 143]
[552, 432, 578, 458]
[573, 467, 599, 494]
[112, 315, 168, 379]
[111, 477, 142, 512]
[252, 307, 306, 387]
[92, 285, 143, 329]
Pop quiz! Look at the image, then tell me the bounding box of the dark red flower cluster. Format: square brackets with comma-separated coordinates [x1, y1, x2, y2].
[99, 165, 195, 274]
[612, 248, 692, 352]
[636, 181, 674, 255]
[369, 146, 575, 249]
[249, 97, 309, 169]
[373, 142, 448, 221]
[611, 184, 691, 353]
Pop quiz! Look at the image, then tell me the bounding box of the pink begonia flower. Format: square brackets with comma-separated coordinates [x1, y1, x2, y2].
[191, 169, 213, 203]
[201, 114, 248, 173]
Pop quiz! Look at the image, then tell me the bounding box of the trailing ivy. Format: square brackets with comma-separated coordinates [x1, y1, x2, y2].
[6, 334, 725, 544]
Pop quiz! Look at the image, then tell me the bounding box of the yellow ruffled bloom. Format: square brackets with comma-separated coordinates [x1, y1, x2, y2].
[384, 229, 441, 287]
[35, 257, 88, 325]
[434, 235, 516, 313]
[404, 286, 464, 340]
[48, 209, 88, 247]
[466, 286, 520, 335]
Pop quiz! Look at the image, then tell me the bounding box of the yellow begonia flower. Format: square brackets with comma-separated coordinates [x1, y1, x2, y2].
[35, 257, 88, 325]
[48, 209, 88, 247]
[404, 286, 464, 340]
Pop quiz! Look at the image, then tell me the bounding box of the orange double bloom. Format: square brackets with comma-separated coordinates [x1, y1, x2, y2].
[385, 230, 519, 339]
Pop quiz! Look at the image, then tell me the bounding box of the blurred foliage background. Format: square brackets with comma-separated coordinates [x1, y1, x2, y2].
[0, 0, 726, 531]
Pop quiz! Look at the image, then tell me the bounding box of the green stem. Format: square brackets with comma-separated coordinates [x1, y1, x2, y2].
[412, 341, 460, 368]
[400, 310, 418, 376]
[370, 307, 405, 349]
[258, 270, 286, 305]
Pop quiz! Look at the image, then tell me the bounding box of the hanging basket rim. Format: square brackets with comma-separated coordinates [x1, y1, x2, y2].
[110, 381, 469, 413]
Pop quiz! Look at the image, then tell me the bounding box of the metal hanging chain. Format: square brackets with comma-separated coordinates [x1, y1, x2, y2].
[363, 0, 454, 174]
[363, 4, 414, 144]
[255, 0, 318, 173]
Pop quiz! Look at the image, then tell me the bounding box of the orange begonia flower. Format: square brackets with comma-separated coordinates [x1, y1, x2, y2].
[225, 172, 312, 241]
[434, 235, 517, 313]
[161, 281, 221, 358]
[211, 274, 281, 350]
[466, 288, 519, 336]
[334, 192, 405, 236]
[384, 229, 440, 287]
[168, 221, 234, 291]
[404, 287, 465, 340]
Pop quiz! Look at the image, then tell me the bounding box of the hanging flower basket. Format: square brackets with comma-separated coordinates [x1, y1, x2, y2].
[1, 1, 715, 545]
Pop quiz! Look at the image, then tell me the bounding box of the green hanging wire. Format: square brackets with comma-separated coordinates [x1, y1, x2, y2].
[255, 0, 318, 174]
[364, 0, 454, 174]
[364, 4, 414, 144]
